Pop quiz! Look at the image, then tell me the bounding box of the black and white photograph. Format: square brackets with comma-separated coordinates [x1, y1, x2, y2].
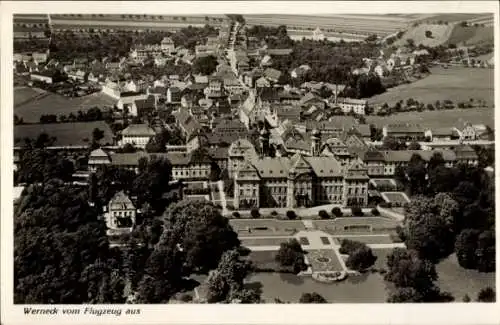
[1, 1, 498, 324]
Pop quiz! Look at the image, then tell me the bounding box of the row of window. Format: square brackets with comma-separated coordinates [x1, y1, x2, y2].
[173, 169, 209, 177]
[113, 211, 134, 217]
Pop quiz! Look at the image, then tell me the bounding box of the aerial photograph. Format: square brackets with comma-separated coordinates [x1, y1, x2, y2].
[12, 12, 495, 304]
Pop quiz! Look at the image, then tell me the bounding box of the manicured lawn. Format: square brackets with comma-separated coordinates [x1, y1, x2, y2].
[247, 250, 280, 270]
[335, 235, 395, 245]
[241, 237, 292, 247]
[381, 192, 410, 204]
[436, 254, 496, 300]
[368, 67, 494, 108]
[314, 217, 400, 235]
[369, 248, 394, 270]
[246, 272, 388, 303]
[370, 179, 396, 189]
[229, 219, 305, 237]
[14, 89, 116, 123]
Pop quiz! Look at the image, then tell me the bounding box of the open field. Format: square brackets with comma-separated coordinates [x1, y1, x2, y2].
[14, 121, 114, 147]
[394, 21, 493, 47]
[244, 14, 410, 36]
[14, 89, 116, 123]
[14, 87, 46, 108]
[367, 108, 494, 129]
[369, 67, 494, 106]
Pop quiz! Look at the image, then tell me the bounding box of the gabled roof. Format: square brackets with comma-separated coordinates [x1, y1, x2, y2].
[109, 191, 135, 210]
[263, 68, 282, 81]
[121, 124, 156, 136]
[289, 153, 313, 174]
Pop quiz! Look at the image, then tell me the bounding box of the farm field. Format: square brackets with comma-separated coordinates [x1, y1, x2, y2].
[369, 67, 494, 107]
[14, 89, 116, 123]
[366, 108, 494, 130]
[243, 14, 410, 36]
[14, 87, 46, 107]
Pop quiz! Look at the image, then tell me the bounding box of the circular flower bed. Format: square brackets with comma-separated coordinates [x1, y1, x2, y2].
[312, 271, 347, 283]
[316, 256, 331, 263]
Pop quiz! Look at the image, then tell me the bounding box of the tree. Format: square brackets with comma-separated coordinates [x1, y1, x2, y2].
[275, 239, 306, 274]
[402, 194, 457, 262]
[160, 200, 240, 274]
[14, 183, 120, 303]
[192, 55, 218, 75]
[408, 141, 421, 150]
[405, 154, 427, 195]
[132, 155, 173, 213]
[92, 127, 105, 145]
[477, 287, 495, 302]
[425, 30, 433, 38]
[385, 248, 453, 302]
[331, 207, 343, 218]
[346, 246, 377, 271]
[206, 249, 259, 303]
[299, 292, 327, 303]
[455, 228, 481, 269]
[250, 208, 260, 218]
[318, 210, 329, 219]
[286, 210, 297, 220]
[462, 294, 471, 302]
[382, 136, 405, 150]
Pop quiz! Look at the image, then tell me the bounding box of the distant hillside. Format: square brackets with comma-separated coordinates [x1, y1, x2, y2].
[395, 23, 494, 47]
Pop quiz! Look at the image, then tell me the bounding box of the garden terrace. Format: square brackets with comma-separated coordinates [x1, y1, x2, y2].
[229, 219, 306, 237]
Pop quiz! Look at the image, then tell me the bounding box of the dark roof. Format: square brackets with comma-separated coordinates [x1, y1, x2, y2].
[208, 147, 229, 160]
[135, 95, 156, 111]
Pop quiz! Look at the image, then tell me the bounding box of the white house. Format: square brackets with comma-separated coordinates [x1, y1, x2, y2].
[120, 124, 156, 148]
[116, 93, 149, 116]
[105, 191, 136, 236]
[161, 37, 175, 55]
[336, 97, 368, 115]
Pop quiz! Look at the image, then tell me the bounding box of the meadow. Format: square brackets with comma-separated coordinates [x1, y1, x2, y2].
[14, 89, 116, 123]
[369, 66, 494, 107]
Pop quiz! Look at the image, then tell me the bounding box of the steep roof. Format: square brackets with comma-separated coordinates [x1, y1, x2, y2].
[109, 191, 135, 210]
[121, 124, 156, 137]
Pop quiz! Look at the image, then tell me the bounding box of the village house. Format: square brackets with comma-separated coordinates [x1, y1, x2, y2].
[160, 37, 175, 55]
[263, 68, 282, 83]
[195, 44, 217, 57]
[130, 44, 163, 61]
[119, 124, 156, 148]
[383, 123, 426, 141]
[105, 191, 136, 237]
[173, 109, 202, 140]
[336, 97, 368, 115]
[116, 92, 149, 116]
[167, 150, 214, 181]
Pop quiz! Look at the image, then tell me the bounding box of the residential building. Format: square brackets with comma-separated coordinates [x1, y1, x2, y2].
[228, 138, 258, 178]
[161, 37, 175, 55]
[167, 150, 214, 181]
[453, 145, 479, 166]
[336, 97, 368, 115]
[116, 92, 149, 116]
[30, 72, 52, 84]
[383, 123, 426, 141]
[105, 191, 136, 236]
[120, 124, 156, 148]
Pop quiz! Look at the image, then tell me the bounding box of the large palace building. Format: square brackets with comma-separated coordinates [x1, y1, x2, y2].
[233, 129, 369, 209]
